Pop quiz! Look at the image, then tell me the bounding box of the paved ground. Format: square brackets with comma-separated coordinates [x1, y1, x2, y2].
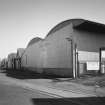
[0, 81, 54, 105]
[0, 69, 105, 104]
[71, 74, 105, 87]
[24, 75, 105, 97]
[1, 70, 105, 97]
[0, 72, 91, 98]
[0, 76, 105, 105]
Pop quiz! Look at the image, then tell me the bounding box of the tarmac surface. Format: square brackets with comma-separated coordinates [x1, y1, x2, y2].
[0, 69, 105, 105]
[0, 80, 54, 105]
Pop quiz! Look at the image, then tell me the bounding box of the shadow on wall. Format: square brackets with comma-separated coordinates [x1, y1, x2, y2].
[4, 69, 64, 79]
[31, 97, 105, 105]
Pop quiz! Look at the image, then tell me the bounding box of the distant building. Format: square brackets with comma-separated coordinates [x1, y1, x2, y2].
[21, 37, 43, 73]
[7, 53, 17, 70]
[15, 48, 25, 70]
[0, 58, 8, 69]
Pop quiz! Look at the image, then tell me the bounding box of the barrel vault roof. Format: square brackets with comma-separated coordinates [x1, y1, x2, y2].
[27, 37, 43, 47]
[47, 18, 105, 37]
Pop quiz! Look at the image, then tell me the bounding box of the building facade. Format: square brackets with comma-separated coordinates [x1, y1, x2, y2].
[21, 19, 105, 77]
[7, 53, 17, 70]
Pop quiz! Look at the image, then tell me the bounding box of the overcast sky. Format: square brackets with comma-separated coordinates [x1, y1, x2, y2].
[0, 0, 105, 59]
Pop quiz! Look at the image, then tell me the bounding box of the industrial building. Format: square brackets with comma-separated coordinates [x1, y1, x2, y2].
[21, 37, 44, 73]
[1, 18, 105, 78]
[7, 53, 17, 70]
[0, 58, 8, 69]
[15, 48, 25, 70]
[6, 48, 25, 70]
[21, 18, 105, 78]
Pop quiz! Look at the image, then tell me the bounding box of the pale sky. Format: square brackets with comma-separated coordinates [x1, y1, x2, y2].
[0, 0, 105, 59]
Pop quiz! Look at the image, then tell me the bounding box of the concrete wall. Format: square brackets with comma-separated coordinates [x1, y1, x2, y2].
[0, 59, 8, 69]
[21, 22, 105, 77]
[7, 53, 16, 70]
[42, 23, 73, 76]
[15, 48, 25, 70]
[17, 48, 25, 57]
[21, 41, 43, 73]
[21, 24, 73, 77]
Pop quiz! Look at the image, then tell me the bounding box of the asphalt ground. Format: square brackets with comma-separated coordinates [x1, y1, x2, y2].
[0, 69, 105, 105]
[1, 83, 105, 105]
[0, 81, 55, 105]
[0, 79, 105, 105]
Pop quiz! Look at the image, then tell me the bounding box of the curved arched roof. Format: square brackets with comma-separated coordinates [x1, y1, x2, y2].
[27, 37, 43, 47]
[46, 18, 105, 37]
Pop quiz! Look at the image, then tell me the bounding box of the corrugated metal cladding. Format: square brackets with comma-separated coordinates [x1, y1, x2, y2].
[21, 18, 105, 77]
